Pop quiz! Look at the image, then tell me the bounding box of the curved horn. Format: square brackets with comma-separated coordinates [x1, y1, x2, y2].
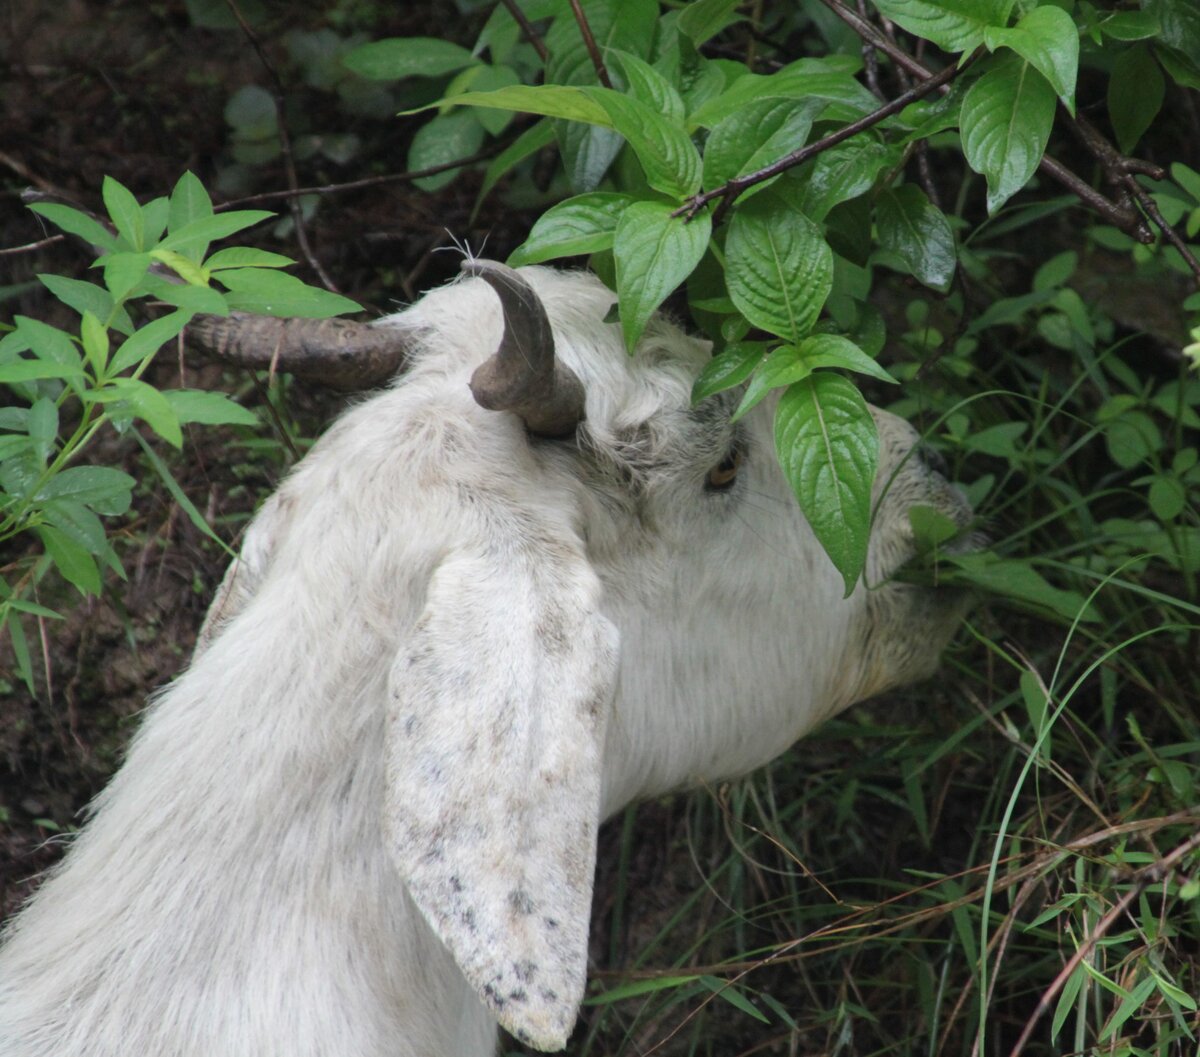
[464, 259, 586, 439]
[185, 314, 413, 392]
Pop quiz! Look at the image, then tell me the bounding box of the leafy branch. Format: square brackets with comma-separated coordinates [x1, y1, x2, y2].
[676, 46, 982, 224]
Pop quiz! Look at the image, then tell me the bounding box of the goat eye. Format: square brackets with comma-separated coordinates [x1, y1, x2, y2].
[705, 449, 742, 491]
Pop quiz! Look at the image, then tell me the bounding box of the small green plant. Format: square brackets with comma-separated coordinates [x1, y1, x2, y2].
[0, 171, 357, 689]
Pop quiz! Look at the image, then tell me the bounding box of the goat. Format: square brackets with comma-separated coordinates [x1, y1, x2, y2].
[0, 262, 972, 1057]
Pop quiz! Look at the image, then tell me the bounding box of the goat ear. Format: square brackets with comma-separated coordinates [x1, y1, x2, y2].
[384, 527, 618, 1052]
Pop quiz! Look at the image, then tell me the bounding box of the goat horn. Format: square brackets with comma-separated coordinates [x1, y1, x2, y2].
[185, 314, 413, 392]
[464, 259, 586, 439]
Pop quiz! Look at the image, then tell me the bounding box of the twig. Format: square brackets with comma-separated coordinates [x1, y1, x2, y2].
[1006, 826, 1200, 1057]
[498, 0, 548, 63]
[678, 49, 979, 223]
[0, 234, 64, 257]
[567, 0, 612, 89]
[222, 0, 338, 293]
[214, 143, 510, 209]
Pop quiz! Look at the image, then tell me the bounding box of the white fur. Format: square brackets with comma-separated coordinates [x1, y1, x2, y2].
[0, 268, 971, 1056]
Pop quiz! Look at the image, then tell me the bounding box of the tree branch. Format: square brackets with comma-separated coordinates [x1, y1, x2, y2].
[567, 0, 612, 89]
[498, 0, 548, 63]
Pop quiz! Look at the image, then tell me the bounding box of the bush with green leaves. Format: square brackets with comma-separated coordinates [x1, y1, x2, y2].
[338, 1, 1198, 1053]
[0, 172, 356, 689]
[343, 0, 1200, 609]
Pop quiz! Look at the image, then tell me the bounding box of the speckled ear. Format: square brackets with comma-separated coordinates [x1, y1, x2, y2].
[384, 535, 619, 1052]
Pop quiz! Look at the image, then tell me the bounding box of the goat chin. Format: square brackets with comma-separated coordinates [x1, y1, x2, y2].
[0, 267, 973, 1057]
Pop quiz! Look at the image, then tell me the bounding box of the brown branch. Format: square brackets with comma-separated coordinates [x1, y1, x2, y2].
[223, 0, 338, 293]
[498, 0, 548, 63]
[0, 233, 65, 257]
[1006, 826, 1200, 1057]
[567, 0, 613, 89]
[678, 48, 980, 224]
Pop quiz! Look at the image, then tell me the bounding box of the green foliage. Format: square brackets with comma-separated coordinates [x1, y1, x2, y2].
[1, 172, 356, 689]
[334, 2, 1200, 1053]
[362, 0, 1198, 598]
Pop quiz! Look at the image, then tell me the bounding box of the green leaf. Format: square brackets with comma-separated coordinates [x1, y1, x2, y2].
[215, 269, 360, 318]
[13, 316, 81, 368]
[585, 87, 703, 198]
[27, 397, 58, 464]
[691, 341, 767, 402]
[613, 200, 711, 351]
[678, 0, 744, 43]
[943, 553, 1099, 622]
[703, 98, 820, 195]
[509, 193, 635, 265]
[4, 609, 35, 693]
[909, 503, 961, 553]
[875, 184, 957, 291]
[700, 977, 770, 1024]
[145, 277, 229, 316]
[790, 137, 897, 221]
[795, 332, 898, 383]
[870, 0, 1016, 53]
[102, 175, 145, 250]
[1100, 10, 1161, 41]
[960, 52, 1056, 213]
[689, 60, 878, 129]
[736, 333, 896, 420]
[413, 84, 613, 127]
[80, 312, 109, 374]
[93, 379, 183, 448]
[983, 5, 1079, 111]
[610, 49, 686, 124]
[343, 37, 479, 80]
[0, 360, 82, 384]
[168, 171, 214, 235]
[725, 192, 833, 343]
[37, 524, 101, 595]
[1148, 476, 1186, 521]
[27, 202, 117, 252]
[134, 431, 232, 554]
[39, 274, 133, 335]
[203, 247, 294, 270]
[109, 311, 193, 376]
[162, 389, 259, 427]
[775, 373, 878, 595]
[1107, 44, 1165, 154]
[451, 64, 522, 136]
[409, 110, 486, 192]
[1104, 410, 1161, 468]
[584, 975, 698, 1005]
[150, 248, 210, 286]
[101, 251, 153, 300]
[157, 210, 275, 256]
[41, 499, 111, 558]
[37, 465, 135, 512]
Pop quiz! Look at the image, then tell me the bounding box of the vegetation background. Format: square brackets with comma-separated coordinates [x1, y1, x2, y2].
[1, 1, 1198, 1055]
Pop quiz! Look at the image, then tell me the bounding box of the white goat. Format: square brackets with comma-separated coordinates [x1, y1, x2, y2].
[0, 263, 971, 1057]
